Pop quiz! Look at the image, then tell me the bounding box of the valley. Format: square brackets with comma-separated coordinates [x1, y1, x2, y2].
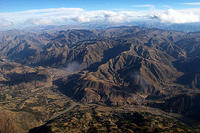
[0, 26, 200, 132]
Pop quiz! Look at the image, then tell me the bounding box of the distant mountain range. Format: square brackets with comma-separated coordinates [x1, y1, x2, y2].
[3, 21, 200, 33]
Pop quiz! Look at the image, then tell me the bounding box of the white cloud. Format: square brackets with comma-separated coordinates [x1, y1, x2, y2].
[132, 4, 155, 8]
[0, 19, 13, 27]
[0, 8, 145, 29]
[184, 2, 200, 6]
[151, 8, 200, 23]
[0, 7, 200, 30]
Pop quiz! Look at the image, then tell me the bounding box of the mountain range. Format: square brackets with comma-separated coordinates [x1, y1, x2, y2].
[0, 26, 200, 133]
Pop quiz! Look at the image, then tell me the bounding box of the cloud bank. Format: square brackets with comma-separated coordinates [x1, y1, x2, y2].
[151, 8, 200, 23]
[0, 7, 200, 30]
[0, 8, 145, 29]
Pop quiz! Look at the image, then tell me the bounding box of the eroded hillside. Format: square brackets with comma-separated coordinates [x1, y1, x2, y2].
[0, 26, 200, 132]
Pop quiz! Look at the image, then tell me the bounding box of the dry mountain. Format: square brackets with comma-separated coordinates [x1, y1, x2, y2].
[0, 26, 200, 132]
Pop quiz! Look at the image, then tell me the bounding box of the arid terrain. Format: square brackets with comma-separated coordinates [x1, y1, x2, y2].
[0, 26, 200, 133]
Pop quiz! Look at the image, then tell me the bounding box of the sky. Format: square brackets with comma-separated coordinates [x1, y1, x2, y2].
[1, 0, 200, 12]
[0, 0, 200, 30]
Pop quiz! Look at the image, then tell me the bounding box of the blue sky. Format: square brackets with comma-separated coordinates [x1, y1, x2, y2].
[0, 0, 200, 30]
[0, 0, 200, 12]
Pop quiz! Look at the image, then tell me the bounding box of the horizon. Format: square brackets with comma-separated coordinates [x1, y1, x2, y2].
[0, 0, 200, 30]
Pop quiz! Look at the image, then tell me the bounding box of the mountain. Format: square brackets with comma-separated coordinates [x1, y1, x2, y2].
[0, 26, 200, 132]
[135, 21, 200, 32]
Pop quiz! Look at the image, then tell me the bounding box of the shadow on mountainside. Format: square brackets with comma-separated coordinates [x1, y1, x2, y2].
[0, 72, 47, 85]
[87, 43, 131, 72]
